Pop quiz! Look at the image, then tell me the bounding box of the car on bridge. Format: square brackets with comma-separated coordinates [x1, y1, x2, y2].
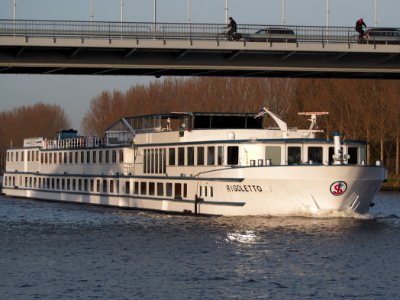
[245, 28, 297, 43]
[364, 28, 400, 44]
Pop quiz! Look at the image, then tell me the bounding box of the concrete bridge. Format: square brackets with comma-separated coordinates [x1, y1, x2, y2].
[0, 19, 400, 79]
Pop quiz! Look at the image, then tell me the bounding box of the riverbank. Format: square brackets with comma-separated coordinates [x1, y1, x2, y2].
[381, 175, 400, 191]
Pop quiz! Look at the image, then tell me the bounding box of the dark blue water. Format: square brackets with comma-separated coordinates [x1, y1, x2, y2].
[0, 192, 399, 300]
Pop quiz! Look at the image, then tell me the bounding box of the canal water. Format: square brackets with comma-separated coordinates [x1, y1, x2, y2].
[0, 192, 399, 299]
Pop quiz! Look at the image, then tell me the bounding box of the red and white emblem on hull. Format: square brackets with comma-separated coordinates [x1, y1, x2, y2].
[330, 181, 348, 196]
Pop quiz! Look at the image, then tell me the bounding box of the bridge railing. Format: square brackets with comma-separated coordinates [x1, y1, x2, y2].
[0, 19, 361, 44]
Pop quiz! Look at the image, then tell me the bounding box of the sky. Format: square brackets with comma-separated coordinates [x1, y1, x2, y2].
[0, 0, 399, 130]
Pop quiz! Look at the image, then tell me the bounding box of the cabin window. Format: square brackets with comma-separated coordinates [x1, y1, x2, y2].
[16, 152, 19, 162]
[140, 182, 147, 195]
[197, 147, 204, 165]
[178, 147, 185, 166]
[217, 146, 224, 165]
[143, 149, 148, 174]
[157, 182, 164, 196]
[162, 149, 167, 173]
[112, 150, 117, 163]
[105, 150, 109, 163]
[187, 147, 195, 166]
[227, 146, 239, 165]
[110, 180, 114, 193]
[103, 179, 107, 193]
[99, 151, 103, 163]
[93, 151, 97, 163]
[329, 147, 335, 165]
[86, 151, 90, 164]
[158, 149, 163, 174]
[116, 180, 119, 194]
[149, 182, 155, 196]
[90, 179, 94, 192]
[69, 152, 73, 164]
[288, 146, 301, 165]
[150, 149, 155, 173]
[96, 179, 101, 192]
[175, 183, 182, 199]
[78, 179, 82, 191]
[62, 179, 65, 190]
[72, 179, 76, 191]
[80, 151, 84, 164]
[64, 152, 68, 164]
[183, 183, 187, 198]
[134, 182, 139, 195]
[125, 181, 130, 194]
[169, 148, 176, 166]
[207, 146, 215, 165]
[119, 150, 124, 163]
[348, 147, 359, 165]
[56, 178, 60, 190]
[75, 152, 78, 164]
[166, 183, 173, 197]
[155, 149, 159, 173]
[27, 151, 30, 162]
[84, 179, 88, 191]
[308, 147, 323, 164]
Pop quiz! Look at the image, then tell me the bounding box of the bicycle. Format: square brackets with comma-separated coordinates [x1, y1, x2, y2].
[217, 30, 242, 41]
[357, 32, 367, 44]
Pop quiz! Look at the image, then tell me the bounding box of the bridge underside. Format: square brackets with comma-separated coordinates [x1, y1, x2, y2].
[1, 37, 400, 79]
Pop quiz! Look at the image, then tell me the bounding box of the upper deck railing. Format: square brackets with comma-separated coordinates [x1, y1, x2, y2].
[0, 19, 365, 45]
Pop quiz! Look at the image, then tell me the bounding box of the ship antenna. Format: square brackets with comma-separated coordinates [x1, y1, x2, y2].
[298, 111, 329, 131]
[255, 107, 288, 132]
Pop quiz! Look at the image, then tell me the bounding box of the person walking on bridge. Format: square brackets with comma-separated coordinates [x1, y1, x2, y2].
[355, 18, 367, 43]
[227, 17, 237, 41]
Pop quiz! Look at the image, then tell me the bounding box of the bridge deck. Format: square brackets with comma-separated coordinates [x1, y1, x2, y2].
[0, 20, 399, 78]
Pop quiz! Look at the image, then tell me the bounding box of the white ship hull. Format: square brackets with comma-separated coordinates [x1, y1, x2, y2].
[2, 165, 384, 216]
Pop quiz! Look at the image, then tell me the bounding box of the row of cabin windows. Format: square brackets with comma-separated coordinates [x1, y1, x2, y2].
[128, 181, 188, 199]
[39, 150, 123, 165]
[143, 146, 239, 174]
[7, 149, 124, 165]
[143, 145, 358, 170]
[198, 185, 214, 198]
[3, 175, 187, 199]
[166, 146, 226, 167]
[267, 146, 359, 165]
[7, 150, 39, 162]
[143, 149, 167, 174]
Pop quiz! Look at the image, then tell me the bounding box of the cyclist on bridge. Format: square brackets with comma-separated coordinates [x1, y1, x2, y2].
[227, 17, 237, 41]
[355, 18, 367, 43]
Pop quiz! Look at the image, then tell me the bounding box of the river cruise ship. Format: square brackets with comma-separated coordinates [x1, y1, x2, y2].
[1, 108, 386, 216]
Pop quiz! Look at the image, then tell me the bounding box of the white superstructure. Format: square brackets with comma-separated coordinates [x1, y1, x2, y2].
[1, 108, 386, 216]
